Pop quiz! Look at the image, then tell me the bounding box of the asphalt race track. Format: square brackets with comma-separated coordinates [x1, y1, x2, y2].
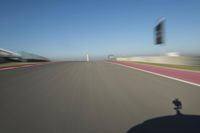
[0, 61, 200, 133]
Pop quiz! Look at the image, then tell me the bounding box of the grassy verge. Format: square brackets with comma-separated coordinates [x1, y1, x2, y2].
[0, 62, 36, 67]
[133, 61, 200, 71]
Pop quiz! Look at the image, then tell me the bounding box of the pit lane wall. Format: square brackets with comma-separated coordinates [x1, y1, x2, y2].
[116, 56, 200, 66]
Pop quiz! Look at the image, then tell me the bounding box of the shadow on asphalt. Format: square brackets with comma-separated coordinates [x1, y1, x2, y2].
[127, 99, 200, 133]
[127, 114, 200, 133]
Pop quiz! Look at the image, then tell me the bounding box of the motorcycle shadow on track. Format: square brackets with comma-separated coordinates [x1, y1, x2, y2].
[127, 99, 200, 133]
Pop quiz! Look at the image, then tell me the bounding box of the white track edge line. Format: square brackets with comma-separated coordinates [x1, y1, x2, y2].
[109, 62, 200, 87]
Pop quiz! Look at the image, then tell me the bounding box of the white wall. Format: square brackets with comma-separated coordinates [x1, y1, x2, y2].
[116, 56, 200, 66]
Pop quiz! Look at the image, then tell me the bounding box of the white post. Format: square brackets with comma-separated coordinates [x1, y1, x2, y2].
[86, 54, 89, 62]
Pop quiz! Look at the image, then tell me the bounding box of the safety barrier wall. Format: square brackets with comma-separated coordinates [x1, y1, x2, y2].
[116, 56, 200, 66]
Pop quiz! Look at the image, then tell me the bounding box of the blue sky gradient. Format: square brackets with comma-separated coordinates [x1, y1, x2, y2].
[0, 0, 200, 60]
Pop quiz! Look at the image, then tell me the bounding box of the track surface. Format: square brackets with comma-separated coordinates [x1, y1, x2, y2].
[0, 61, 200, 133]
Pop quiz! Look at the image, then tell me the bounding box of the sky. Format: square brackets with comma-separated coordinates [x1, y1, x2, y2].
[0, 0, 200, 60]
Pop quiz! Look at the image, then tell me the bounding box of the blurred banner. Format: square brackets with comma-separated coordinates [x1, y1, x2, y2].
[155, 19, 165, 45]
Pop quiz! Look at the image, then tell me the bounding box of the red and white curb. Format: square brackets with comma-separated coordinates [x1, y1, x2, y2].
[109, 61, 200, 87]
[0, 62, 55, 71]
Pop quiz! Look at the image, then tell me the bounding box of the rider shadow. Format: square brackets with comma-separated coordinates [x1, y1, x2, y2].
[127, 98, 200, 133]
